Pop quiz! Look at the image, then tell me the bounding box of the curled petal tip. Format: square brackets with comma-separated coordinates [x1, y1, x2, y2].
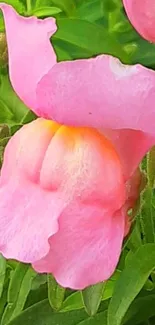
[0, 3, 57, 111]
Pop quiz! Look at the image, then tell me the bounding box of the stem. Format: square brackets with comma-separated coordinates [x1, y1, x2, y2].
[26, 0, 32, 15]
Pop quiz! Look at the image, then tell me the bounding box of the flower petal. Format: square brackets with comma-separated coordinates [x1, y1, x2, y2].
[0, 3, 57, 110]
[36, 56, 155, 179]
[33, 208, 125, 289]
[0, 119, 62, 262]
[103, 129, 154, 180]
[0, 179, 60, 262]
[0, 119, 126, 280]
[123, 0, 155, 42]
[33, 126, 126, 289]
[36, 55, 155, 135]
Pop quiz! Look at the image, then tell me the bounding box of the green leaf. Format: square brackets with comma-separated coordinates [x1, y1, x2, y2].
[0, 75, 29, 125]
[0, 0, 25, 13]
[140, 187, 155, 243]
[108, 244, 155, 325]
[62, 291, 83, 312]
[7, 299, 87, 325]
[0, 270, 10, 322]
[0, 255, 6, 298]
[31, 274, 47, 290]
[76, 0, 104, 23]
[125, 221, 142, 252]
[20, 110, 37, 125]
[82, 282, 105, 316]
[48, 0, 76, 16]
[78, 310, 107, 325]
[131, 38, 155, 67]
[32, 6, 62, 17]
[24, 283, 48, 309]
[1, 263, 36, 325]
[33, 0, 76, 16]
[62, 270, 120, 312]
[124, 294, 155, 325]
[0, 287, 8, 322]
[47, 274, 65, 311]
[103, 270, 121, 300]
[54, 18, 129, 63]
[147, 147, 155, 188]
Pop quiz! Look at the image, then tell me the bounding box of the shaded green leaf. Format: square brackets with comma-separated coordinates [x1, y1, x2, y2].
[62, 270, 120, 312]
[82, 282, 105, 316]
[20, 110, 36, 125]
[54, 18, 128, 62]
[24, 283, 48, 309]
[0, 75, 29, 125]
[1, 263, 36, 325]
[76, 0, 104, 23]
[62, 292, 83, 312]
[108, 244, 155, 325]
[0, 0, 25, 14]
[78, 310, 107, 325]
[7, 299, 87, 325]
[49, 0, 76, 16]
[47, 274, 65, 311]
[31, 274, 47, 291]
[148, 147, 155, 188]
[124, 294, 155, 325]
[0, 255, 6, 298]
[140, 187, 155, 243]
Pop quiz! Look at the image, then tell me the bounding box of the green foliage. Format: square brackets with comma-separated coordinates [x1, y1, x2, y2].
[47, 275, 65, 311]
[82, 282, 105, 316]
[1, 263, 36, 325]
[0, 255, 6, 299]
[108, 244, 155, 325]
[0, 75, 29, 125]
[7, 300, 88, 325]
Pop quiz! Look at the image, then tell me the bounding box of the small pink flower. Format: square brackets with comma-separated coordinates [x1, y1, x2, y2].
[0, 4, 155, 289]
[123, 0, 155, 42]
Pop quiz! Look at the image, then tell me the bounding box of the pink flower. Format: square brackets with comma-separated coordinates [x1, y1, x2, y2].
[123, 0, 155, 42]
[0, 3, 155, 289]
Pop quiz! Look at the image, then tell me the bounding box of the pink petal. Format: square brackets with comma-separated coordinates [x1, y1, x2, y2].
[103, 129, 154, 180]
[2, 4, 155, 138]
[0, 119, 62, 262]
[0, 119, 126, 286]
[1, 4, 155, 178]
[33, 126, 126, 289]
[0, 179, 60, 261]
[36, 55, 155, 135]
[123, 0, 155, 42]
[0, 3, 57, 110]
[36, 55, 155, 179]
[33, 208, 125, 289]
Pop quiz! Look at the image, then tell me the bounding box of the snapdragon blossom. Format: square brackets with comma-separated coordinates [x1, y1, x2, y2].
[0, 4, 155, 289]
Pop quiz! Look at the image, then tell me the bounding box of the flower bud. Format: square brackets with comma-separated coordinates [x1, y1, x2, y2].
[123, 0, 155, 42]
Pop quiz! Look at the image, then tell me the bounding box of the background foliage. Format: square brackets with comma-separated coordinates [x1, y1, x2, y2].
[0, 0, 155, 324]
